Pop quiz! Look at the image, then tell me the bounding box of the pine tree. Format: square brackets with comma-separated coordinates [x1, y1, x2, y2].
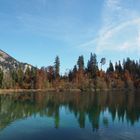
[107, 61, 114, 72]
[73, 65, 77, 73]
[54, 56, 60, 79]
[72, 65, 78, 83]
[17, 65, 24, 88]
[68, 70, 73, 82]
[0, 68, 3, 88]
[77, 55, 84, 70]
[30, 67, 37, 89]
[118, 60, 122, 73]
[88, 53, 98, 79]
[47, 66, 55, 83]
[115, 62, 119, 72]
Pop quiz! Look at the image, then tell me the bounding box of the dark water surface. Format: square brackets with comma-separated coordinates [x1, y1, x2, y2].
[0, 91, 140, 140]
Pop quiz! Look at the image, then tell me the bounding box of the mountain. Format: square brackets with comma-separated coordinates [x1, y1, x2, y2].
[0, 49, 33, 72]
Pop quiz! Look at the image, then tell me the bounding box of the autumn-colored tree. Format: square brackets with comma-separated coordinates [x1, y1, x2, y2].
[77, 55, 85, 85]
[35, 68, 47, 89]
[47, 66, 55, 83]
[0, 53, 139, 90]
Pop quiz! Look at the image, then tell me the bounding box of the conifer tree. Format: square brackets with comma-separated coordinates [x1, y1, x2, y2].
[88, 53, 98, 79]
[77, 55, 84, 70]
[17, 65, 24, 88]
[54, 56, 60, 79]
[0, 68, 3, 88]
[107, 61, 114, 72]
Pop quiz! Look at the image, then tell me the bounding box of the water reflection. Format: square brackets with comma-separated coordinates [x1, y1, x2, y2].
[0, 91, 140, 131]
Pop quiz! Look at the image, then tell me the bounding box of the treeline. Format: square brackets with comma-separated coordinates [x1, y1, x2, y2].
[0, 56, 60, 89]
[0, 53, 140, 90]
[68, 54, 140, 90]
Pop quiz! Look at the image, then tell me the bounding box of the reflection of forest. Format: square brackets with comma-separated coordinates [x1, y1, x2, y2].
[0, 91, 140, 131]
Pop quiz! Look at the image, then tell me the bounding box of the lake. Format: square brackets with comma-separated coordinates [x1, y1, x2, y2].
[0, 91, 140, 140]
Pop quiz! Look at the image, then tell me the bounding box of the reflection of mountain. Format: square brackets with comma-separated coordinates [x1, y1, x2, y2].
[0, 91, 140, 131]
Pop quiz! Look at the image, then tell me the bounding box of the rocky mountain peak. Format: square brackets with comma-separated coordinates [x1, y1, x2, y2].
[0, 49, 33, 72]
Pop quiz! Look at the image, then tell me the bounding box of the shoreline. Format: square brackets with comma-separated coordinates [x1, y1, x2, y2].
[0, 88, 81, 94]
[0, 88, 139, 95]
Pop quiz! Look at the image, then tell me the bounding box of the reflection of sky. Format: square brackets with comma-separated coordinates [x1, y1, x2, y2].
[1, 106, 140, 140]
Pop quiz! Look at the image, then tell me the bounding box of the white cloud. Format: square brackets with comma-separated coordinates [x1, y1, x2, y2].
[79, 0, 140, 55]
[97, 18, 140, 51]
[80, 18, 140, 53]
[137, 31, 140, 44]
[120, 42, 130, 50]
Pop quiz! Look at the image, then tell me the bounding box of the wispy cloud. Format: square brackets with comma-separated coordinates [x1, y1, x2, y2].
[17, 13, 94, 43]
[79, 0, 140, 55]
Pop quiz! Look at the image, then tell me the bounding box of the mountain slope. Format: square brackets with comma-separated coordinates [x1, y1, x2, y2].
[0, 49, 33, 71]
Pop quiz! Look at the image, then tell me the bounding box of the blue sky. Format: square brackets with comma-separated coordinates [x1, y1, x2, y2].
[0, 0, 140, 73]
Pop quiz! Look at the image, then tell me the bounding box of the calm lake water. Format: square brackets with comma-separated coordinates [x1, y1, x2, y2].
[0, 91, 140, 140]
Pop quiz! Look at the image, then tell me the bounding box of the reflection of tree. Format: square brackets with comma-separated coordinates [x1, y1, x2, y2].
[54, 109, 60, 129]
[88, 105, 100, 131]
[78, 111, 85, 128]
[0, 91, 140, 131]
[103, 117, 109, 127]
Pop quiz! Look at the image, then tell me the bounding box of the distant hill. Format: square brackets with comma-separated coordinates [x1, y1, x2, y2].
[0, 49, 33, 72]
